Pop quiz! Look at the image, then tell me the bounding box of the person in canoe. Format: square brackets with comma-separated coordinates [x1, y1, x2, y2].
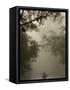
[42, 72, 48, 79]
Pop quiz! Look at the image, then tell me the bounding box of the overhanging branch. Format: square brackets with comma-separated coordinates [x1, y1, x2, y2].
[21, 14, 49, 25]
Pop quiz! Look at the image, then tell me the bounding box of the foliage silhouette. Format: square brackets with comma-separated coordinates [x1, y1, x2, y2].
[46, 31, 65, 64]
[20, 31, 39, 78]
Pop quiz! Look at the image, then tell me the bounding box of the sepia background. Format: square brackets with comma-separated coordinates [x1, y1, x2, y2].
[20, 9, 66, 80]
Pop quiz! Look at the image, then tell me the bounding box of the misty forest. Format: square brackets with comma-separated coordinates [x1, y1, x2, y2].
[20, 9, 66, 80]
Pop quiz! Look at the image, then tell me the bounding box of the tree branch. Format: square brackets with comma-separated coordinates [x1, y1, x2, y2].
[21, 14, 49, 25]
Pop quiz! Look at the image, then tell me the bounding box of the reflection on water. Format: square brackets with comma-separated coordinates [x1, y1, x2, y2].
[21, 46, 65, 80]
[31, 47, 65, 79]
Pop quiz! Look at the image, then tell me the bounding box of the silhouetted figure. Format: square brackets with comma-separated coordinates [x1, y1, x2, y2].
[42, 72, 48, 79]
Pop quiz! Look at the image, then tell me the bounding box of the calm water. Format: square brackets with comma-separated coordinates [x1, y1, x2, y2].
[21, 47, 65, 80]
[31, 47, 65, 79]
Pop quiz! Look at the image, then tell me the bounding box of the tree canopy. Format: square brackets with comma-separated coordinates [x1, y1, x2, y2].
[20, 10, 61, 32]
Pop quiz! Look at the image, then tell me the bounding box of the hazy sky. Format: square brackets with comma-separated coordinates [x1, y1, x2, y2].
[26, 12, 65, 44]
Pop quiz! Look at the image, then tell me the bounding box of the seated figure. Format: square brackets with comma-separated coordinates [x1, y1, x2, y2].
[42, 72, 48, 79]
